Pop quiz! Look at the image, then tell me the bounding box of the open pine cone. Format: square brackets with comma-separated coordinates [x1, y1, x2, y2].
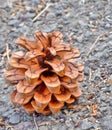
[4, 31, 84, 115]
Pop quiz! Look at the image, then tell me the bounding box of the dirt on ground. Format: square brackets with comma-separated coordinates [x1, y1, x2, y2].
[0, 0, 112, 130]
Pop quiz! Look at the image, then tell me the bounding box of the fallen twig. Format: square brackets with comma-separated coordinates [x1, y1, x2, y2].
[6, 43, 10, 60]
[2, 44, 11, 59]
[33, 113, 39, 130]
[86, 33, 105, 57]
[38, 122, 50, 126]
[89, 68, 92, 80]
[32, 3, 53, 22]
[94, 79, 107, 87]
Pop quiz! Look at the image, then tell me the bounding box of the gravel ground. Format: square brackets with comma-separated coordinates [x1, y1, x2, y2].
[0, 0, 112, 130]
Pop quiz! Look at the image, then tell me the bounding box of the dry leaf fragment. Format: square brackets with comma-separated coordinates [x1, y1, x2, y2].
[75, 121, 80, 127]
[92, 104, 98, 112]
[107, 79, 112, 84]
[91, 104, 98, 117]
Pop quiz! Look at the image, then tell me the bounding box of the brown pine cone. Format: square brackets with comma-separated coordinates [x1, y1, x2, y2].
[4, 31, 84, 115]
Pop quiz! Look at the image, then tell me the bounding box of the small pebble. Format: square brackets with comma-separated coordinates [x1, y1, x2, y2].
[9, 113, 21, 125]
[81, 120, 93, 130]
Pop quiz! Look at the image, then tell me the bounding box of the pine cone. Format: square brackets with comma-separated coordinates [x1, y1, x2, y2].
[4, 31, 84, 115]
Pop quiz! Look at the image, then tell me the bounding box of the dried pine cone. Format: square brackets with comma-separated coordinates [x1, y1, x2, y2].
[4, 31, 84, 115]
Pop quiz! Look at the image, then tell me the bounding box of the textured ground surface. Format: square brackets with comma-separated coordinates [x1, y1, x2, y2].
[0, 0, 112, 130]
